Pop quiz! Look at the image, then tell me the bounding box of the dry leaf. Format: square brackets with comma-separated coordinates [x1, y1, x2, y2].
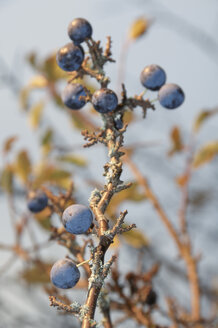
[14, 150, 31, 184]
[168, 126, 184, 156]
[128, 17, 151, 40]
[193, 108, 218, 133]
[29, 101, 45, 129]
[3, 136, 18, 154]
[192, 141, 218, 168]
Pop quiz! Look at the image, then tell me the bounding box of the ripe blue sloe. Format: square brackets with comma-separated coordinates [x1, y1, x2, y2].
[56, 43, 84, 72]
[27, 191, 48, 213]
[50, 258, 80, 289]
[62, 83, 87, 110]
[140, 65, 166, 91]
[62, 204, 93, 235]
[158, 83, 185, 109]
[92, 88, 118, 114]
[68, 18, 92, 45]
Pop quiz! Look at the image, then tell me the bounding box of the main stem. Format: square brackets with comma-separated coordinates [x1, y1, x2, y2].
[82, 126, 124, 328]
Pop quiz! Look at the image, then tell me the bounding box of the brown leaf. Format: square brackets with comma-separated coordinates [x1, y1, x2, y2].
[3, 136, 18, 154]
[168, 126, 184, 156]
[175, 174, 189, 187]
[20, 261, 52, 284]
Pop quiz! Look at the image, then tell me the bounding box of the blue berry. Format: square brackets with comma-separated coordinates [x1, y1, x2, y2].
[27, 191, 48, 213]
[62, 204, 93, 235]
[50, 258, 80, 289]
[114, 116, 123, 130]
[68, 18, 92, 44]
[62, 83, 87, 110]
[140, 65, 166, 91]
[92, 89, 118, 114]
[56, 43, 84, 72]
[158, 83, 185, 109]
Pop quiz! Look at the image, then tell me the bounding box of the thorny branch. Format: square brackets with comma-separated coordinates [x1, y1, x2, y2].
[1, 18, 213, 328]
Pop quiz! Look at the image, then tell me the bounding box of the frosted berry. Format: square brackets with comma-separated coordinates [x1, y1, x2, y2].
[50, 258, 80, 289]
[140, 65, 166, 91]
[27, 191, 48, 213]
[62, 83, 87, 110]
[56, 43, 84, 72]
[68, 18, 92, 44]
[158, 83, 185, 109]
[62, 204, 93, 235]
[92, 88, 118, 114]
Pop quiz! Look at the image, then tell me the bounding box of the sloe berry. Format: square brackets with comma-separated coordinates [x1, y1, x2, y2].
[56, 43, 84, 72]
[92, 88, 118, 114]
[62, 83, 87, 110]
[68, 18, 92, 44]
[140, 64, 166, 91]
[62, 204, 93, 235]
[27, 191, 48, 213]
[50, 258, 80, 289]
[158, 83, 185, 109]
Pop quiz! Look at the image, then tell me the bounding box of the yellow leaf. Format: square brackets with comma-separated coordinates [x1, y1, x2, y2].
[193, 108, 218, 133]
[19, 87, 31, 110]
[123, 227, 149, 248]
[41, 128, 53, 156]
[29, 101, 45, 129]
[57, 154, 87, 167]
[128, 17, 151, 40]
[123, 110, 134, 124]
[3, 136, 18, 154]
[110, 235, 120, 248]
[28, 75, 48, 88]
[33, 163, 72, 190]
[192, 141, 218, 168]
[34, 207, 52, 230]
[14, 150, 31, 184]
[41, 53, 67, 81]
[0, 165, 13, 193]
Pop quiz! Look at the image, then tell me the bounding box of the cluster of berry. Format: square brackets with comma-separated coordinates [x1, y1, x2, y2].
[27, 18, 185, 293]
[27, 191, 93, 289]
[57, 18, 184, 116]
[140, 64, 185, 109]
[57, 18, 118, 114]
[50, 204, 93, 289]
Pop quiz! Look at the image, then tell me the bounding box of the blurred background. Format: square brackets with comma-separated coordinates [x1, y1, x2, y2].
[0, 0, 218, 327]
